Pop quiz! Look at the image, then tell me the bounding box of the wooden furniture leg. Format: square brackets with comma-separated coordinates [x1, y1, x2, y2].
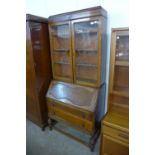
[41, 124, 46, 131]
[89, 129, 100, 152]
[48, 118, 57, 130]
[48, 118, 53, 130]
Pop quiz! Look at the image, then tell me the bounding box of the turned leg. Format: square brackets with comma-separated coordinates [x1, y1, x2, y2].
[89, 129, 100, 152]
[90, 141, 95, 152]
[41, 125, 46, 131]
[48, 118, 53, 130]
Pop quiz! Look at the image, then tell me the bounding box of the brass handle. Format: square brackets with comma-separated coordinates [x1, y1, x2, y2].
[118, 133, 128, 139]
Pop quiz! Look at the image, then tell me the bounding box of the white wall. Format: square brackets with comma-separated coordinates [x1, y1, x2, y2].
[101, 0, 128, 112]
[26, 0, 48, 17]
[26, 0, 128, 113]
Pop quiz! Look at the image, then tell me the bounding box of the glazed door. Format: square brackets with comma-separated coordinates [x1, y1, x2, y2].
[49, 22, 73, 82]
[72, 18, 100, 87]
[109, 29, 129, 97]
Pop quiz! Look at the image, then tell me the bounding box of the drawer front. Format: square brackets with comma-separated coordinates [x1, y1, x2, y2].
[47, 101, 94, 133]
[47, 99, 94, 121]
[100, 134, 129, 155]
[103, 125, 129, 144]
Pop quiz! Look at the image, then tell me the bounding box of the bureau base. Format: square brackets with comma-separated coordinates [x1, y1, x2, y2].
[48, 118, 100, 152]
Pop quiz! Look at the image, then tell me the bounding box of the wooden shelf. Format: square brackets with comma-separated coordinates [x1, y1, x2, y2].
[76, 49, 97, 53]
[111, 90, 129, 97]
[54, 76, 71, 82]
[116, 48, 129, 52]
[76, 63, 97, 68]
[54, 49, 69, 52]
[112, 102, 129, 109]
[102, 105, 129, 132]
[75, 30, 97, 35]
[52, 33, 69, 38]
[54, 61, 70, 65]
[115, 61, 129, 67]
[76, 78, 97, 84]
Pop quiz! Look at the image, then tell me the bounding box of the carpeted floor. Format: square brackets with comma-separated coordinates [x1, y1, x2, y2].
[26, 120, 100, 155]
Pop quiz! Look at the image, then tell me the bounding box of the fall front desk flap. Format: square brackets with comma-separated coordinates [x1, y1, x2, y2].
[46, 81, 99, 112]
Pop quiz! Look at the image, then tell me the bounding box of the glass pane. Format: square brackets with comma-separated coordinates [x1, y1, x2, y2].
[113, 66, 129, 94]
[51, 24, 72, 80]
[54, 63, 71, 79]
[74, 20, 99, 84]
[76, 66, 98, 84]
[116, 35, 129, 61]
[52, 24, 69, 50]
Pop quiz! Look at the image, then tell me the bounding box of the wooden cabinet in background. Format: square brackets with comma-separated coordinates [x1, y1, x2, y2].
[26, 14, 52, 129]
[100, 28, 129, 155]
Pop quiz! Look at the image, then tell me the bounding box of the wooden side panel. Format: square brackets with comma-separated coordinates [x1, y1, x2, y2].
[95, 83, 106, 125]
[100, 16, 107, 85]
[26, 18, 52, 128]
[26, 21, 40, 123]
[33, 22, 52, 125]
[29, 22, 51, 93]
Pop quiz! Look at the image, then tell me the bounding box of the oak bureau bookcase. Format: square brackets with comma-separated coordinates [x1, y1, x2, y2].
[100, 28, 129, 155]
[46, 6, 107, 151]
[26, 14, 52, 130]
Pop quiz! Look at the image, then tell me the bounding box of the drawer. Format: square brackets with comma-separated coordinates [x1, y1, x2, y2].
[47, 99, 94, 121]
[103, 125, 128, 144]
[47, 102, 94, 133]
[100, 134, 129, 155]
